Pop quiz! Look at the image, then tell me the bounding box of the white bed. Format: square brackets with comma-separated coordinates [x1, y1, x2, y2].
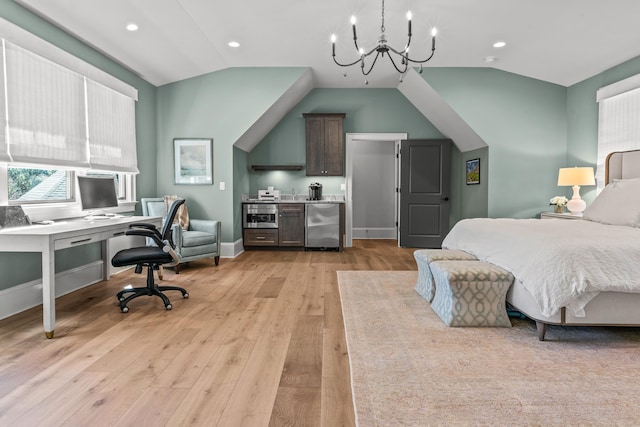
[442, 149, 640, 340]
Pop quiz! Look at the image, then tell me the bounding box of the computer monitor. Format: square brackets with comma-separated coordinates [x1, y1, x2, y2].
[77, 175, 119, 212]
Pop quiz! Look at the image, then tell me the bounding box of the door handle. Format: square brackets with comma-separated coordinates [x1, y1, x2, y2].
[441, 197, 449, 201]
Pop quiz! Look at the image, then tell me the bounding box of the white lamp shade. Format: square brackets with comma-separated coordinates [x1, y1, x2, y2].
[557, 167, 595, 186]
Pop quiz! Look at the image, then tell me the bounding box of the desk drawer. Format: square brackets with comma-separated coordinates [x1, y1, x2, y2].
[54, 229, 128, 250]
[55, 233, 101, 250]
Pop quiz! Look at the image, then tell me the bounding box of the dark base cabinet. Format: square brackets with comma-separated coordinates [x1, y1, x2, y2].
[278, 204, 305, 247]
[243, 229, 278, 246]
[243, 203, 344, 251]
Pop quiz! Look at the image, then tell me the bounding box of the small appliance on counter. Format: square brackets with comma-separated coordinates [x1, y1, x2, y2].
[258, 187, 280, 201]
[308, 183, 322, 200]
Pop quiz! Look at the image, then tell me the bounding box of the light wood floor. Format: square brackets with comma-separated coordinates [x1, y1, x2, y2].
[0, 239, 417, 426]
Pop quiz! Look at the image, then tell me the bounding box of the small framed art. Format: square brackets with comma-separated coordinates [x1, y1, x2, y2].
[466, 158, 480, 185]
[174, 138, 213, 185]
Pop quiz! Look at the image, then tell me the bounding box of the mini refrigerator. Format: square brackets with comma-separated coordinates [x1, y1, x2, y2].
[305, 203, 339, 249]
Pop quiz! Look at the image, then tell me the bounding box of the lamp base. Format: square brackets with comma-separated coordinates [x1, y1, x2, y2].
[566, 185, 586, 214]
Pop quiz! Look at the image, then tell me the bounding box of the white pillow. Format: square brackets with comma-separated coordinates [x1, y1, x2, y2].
[582, 178, 640, 227]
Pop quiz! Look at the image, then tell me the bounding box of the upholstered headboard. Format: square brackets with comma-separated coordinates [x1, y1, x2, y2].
[605, 149, 640, 184]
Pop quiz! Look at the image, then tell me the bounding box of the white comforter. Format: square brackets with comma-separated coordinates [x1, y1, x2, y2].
[442, 218, 640, 317]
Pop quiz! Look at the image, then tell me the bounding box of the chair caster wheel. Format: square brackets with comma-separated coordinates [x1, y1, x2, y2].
[183, 293, 189, 299]
[165, 304, 172, 310]
[121, 306, 129, 313]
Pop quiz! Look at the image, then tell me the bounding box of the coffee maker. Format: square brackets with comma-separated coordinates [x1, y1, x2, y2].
[308, 182, 322, 200]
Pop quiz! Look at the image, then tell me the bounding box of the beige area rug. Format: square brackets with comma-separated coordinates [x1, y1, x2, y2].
[338, 270, 640, 427]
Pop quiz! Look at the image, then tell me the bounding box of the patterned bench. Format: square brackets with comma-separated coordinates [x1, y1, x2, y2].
[429, 260, 514, 327]
[414, 249, 477, 303]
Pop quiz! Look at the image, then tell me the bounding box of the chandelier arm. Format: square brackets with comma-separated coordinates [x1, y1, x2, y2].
[333, 55, 367, 68]
[386, 52, 409, 74]
[403, 35, 412, 54]
[403, 49, 436, 64]
[361, 51, 382, 76]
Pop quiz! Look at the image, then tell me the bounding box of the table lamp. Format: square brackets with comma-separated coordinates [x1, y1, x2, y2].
[557, 166, 595, 214]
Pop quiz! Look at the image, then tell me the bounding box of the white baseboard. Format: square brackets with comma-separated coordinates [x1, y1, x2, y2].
[0, 261, 104, 321]
[221, 239, 244, 258]
[352, 227, 396, 239]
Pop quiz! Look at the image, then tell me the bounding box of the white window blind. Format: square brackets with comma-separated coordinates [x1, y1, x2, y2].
[0, 22, 139, 174]
[597, 81, 640, 191]
[0, 41, 8, 163]
[4, 40, 90, 168]
[86, 80, 138, 173]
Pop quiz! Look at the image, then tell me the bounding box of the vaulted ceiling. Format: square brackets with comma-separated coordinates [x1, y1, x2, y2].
[16, 0, 640, 88]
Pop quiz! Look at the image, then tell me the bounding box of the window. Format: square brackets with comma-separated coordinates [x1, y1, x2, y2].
[8, 166, 73, 204]
[0, 20, 139, 217]
[596, 74, 640, 190]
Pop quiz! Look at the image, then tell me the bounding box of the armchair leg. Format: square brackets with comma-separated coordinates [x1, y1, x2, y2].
[158, 265, 164, 280]
[215, 256, 220, 266]
[175, 263, 181, 274]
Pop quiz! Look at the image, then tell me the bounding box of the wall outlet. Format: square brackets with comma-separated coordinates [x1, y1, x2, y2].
[340, 183, 346, 191]
[219, 181, 225, 190]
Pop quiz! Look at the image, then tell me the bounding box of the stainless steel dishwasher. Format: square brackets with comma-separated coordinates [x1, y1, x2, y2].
[305, 203, 340, 249]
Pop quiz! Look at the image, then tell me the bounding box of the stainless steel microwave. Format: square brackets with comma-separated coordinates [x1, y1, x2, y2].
[243, 203, 278, 228]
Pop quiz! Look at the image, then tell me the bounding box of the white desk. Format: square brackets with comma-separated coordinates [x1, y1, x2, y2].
[0, 215, 161, 338]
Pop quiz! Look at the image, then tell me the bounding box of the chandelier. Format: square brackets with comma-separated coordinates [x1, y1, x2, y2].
[330, 0, 437, 82]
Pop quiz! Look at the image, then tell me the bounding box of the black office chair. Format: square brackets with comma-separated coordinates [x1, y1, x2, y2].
[111, 198, 189, 312]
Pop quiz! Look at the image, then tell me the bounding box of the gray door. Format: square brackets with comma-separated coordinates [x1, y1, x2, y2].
[399, 139, 451, 248]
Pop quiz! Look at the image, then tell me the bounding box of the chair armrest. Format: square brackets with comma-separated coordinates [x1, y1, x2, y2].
[125, 228, 164, 248]
[189, 219, 220, 236]
[171, 223, 183, 250]
[128, 222, 158, 231]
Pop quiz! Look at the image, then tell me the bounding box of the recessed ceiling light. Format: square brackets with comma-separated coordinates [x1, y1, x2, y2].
[493, 41, 506, 48]
[228, 41, 240, 48]
[126, 23, 138, 32]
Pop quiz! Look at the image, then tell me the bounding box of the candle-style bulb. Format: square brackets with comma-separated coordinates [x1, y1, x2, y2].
[331, 34, 337, 43]
[351, 16, 357, 40]
[431, 28, 437, 50]
[407, 11, 412, 36]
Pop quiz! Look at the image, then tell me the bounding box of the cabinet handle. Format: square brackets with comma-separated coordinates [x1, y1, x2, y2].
[256, 236, 265, 239]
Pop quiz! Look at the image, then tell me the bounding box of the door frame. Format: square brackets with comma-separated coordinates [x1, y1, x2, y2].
[345, 132, 407, 248]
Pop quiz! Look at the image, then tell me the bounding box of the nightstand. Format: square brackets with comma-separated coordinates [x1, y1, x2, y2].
[540, 211, 583, 220]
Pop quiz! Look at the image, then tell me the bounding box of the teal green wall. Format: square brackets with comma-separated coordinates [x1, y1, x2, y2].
[421, 68, 568, 218]
[155, 67, 309, 243]
[248, 88, 444, 192]
[0, 1, 158, 291]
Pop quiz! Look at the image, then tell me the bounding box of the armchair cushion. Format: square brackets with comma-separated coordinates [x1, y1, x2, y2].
[182, 230, 216, 247]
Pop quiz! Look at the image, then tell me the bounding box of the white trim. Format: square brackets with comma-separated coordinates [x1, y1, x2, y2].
[0, 261, 103, 320]
[352, 227, 397, 239]
[345, 132, 407, 248]
[596, 73, 640, 102]
[221, 239, 244, 258]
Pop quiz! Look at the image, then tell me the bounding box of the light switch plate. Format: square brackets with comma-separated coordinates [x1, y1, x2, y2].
[340, 183, 346, 191]
[219, 181, 225, 190]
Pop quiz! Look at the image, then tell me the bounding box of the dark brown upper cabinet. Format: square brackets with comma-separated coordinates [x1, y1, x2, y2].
[303, 113, 346, 176]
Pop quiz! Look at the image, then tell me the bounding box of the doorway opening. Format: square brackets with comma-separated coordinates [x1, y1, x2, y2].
[345, 133, 407, 247]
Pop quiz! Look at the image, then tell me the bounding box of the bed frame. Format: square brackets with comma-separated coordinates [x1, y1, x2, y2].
[507, 149, 640, 340]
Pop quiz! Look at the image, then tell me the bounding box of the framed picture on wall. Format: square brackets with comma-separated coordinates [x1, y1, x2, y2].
[174, 138, 213, 185]
[466, 158, 480, 185]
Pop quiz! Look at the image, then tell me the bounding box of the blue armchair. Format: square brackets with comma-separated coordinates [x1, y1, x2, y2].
[140, 198, 221, 273]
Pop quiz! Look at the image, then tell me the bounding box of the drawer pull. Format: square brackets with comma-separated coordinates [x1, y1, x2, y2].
[256, 236, 265, 240]
[70, 238, 92, 245]
[112, 232, 125, 237]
